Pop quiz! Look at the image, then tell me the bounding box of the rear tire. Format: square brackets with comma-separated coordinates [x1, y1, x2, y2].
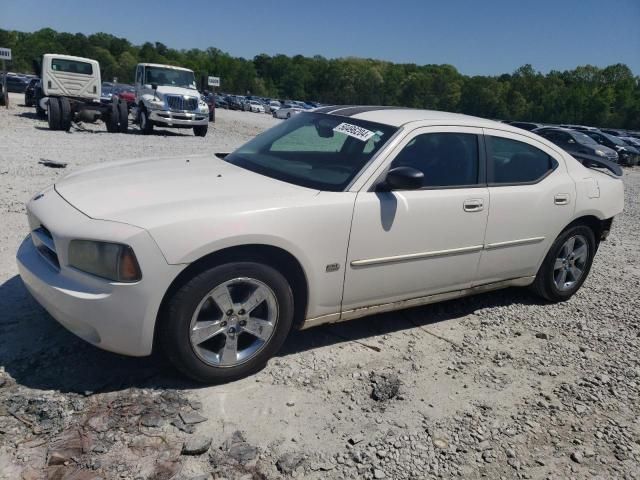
[193, 124, 208, 137]
[118, 100, 129, 133]
[47, 98, 61, 130]
[531, 225, 596, 302]
[59, 97, 72, 132]
[160, 262, 294, 383]
[105, 102, 119, 133]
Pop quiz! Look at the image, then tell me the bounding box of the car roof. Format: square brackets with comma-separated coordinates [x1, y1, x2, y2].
[313, 105, 515, 130]
[43, 53, 99, 65]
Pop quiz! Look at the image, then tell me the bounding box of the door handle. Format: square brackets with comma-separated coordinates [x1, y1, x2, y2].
[463, 199, 484, 212]
[554, 193, 570, 205]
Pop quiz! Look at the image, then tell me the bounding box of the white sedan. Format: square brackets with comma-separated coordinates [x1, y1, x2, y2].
[17, 106, 624, 382]
[244, 100, 265, 113]
[273, 105, 304, 119]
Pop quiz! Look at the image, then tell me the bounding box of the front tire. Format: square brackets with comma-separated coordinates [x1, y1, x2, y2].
[532, 225, 596, 302]
[139, 108, 153, 135]
[160, 262, 294, 383]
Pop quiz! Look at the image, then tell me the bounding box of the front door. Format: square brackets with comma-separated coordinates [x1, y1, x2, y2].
[342, 127, 490, 312]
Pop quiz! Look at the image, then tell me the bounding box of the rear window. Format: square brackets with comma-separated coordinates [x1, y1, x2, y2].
[51, 59, 93, 75]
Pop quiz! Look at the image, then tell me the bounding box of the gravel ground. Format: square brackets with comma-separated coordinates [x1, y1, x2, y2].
[1, 93, 639, 480]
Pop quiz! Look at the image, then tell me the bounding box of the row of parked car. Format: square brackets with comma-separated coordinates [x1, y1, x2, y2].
[503, 121, 640, 166]
[203, 93, 322, 119]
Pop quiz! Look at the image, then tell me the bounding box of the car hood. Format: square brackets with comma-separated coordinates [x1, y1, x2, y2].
[55, 154, 317, 228]
[156, 85, 200, 97]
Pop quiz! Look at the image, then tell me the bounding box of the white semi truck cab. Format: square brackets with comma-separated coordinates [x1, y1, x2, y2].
[132, 63, 209, 137]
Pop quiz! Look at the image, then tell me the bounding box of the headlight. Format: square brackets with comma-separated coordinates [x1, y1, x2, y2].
[148, 99, 165, 109]
[68, 240, 142, 282]
[595, 149, 607, 157]
[198, 101, 209, 113]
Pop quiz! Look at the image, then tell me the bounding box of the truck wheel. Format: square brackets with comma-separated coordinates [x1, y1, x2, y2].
[47, 98, 61, 130]
[106, 103, 119, 133]
[139, 108, 153, 135]
[59, 97, 72, 132]
[118, 100, 129, 134]
[193, 125, 208, 137]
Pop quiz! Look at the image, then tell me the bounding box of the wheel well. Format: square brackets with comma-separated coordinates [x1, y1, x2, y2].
[565, 215, 613, 246]
[154, 244, 309, 351]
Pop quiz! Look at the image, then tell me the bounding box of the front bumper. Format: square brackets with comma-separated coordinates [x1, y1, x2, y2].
[149, 109, 209, 127]
[16, 187, 185, 357]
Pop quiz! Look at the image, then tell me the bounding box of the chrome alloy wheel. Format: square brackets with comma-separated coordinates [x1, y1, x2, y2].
[553, 235, 588, 291]
[189, 278, 278, 367]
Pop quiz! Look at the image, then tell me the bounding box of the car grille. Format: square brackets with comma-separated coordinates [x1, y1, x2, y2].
[31, 223, 60, 269]
[166, 95, 198, 111]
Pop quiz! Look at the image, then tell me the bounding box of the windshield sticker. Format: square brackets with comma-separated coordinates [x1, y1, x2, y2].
[333, 123, 376, 142]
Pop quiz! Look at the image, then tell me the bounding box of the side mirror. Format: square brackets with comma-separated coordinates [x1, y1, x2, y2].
[151, 83, 158, 90]
[378, 166, 424, 191]
[568, 138, 576, 144]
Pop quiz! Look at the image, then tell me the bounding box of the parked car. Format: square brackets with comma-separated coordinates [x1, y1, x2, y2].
[267, 100, 281, 113]
[245, 100, 265, 113]
[507, 121, 545, 131]
[114, 85, 136, 108]
[5, 75, 29, 93]
[226, 96, 244, 110]
[619, 136, 640, 150]
[533, 127, 619, 163]
[17, 107, 624, 382]
[100, 84, 115, 104]
[582, 130, 640, 166]
[600, 128, 626, 137]
[273, 105, 304, 119]
[24, 78, 39, 106]
[215, 95, 228, 109]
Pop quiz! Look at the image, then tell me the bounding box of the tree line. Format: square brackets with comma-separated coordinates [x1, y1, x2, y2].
[1, 27, 638, 129]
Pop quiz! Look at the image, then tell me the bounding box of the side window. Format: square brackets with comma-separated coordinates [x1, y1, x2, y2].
[390, 132, 479, 188]
[488, 136, 555, 185]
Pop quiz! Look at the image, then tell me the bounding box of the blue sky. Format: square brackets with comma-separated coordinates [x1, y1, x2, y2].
[2, 0, 639, 75]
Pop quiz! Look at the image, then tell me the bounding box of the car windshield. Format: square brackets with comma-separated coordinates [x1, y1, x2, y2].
[144, 66, 196, 89]
[573, 132, 598, 145]
[601, 133, 625, 146]
[225, 112, 398, 191]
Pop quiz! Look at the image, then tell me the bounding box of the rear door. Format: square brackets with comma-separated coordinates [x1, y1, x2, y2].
[475, 129, 575, 284]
